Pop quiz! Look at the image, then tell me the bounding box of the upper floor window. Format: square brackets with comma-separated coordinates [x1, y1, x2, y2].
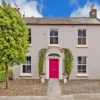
[78, 29, 86, 45]
[22, 56, 31, 74]
[28, 28, 31, 44]
[50, 29, 58, 44]
[77, 56, 86, 73]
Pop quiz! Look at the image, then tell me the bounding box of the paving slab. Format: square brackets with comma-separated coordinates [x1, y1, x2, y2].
[47, 79, 61, 96]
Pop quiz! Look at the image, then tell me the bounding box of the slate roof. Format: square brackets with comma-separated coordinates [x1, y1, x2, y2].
[24, 17, 100, 25]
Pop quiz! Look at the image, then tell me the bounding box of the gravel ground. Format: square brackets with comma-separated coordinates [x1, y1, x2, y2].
[59, 80, 100, 95]
[0, 79, 48, 96]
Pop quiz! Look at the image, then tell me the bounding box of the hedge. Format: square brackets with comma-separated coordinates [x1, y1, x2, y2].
[0, 70, 13, 82]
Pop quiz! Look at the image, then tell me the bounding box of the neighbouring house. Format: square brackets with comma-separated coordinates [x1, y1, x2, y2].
[12, 6, 100, 79]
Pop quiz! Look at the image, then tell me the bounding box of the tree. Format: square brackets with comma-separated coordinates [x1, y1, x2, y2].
[0, 0, 29, 89]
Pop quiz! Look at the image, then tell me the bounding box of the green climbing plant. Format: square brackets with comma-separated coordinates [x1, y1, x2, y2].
[62, 48, 73, 79]
[38, 48, 47, 75]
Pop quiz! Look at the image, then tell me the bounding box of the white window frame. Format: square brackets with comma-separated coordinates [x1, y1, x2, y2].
[77, 56, 88, 76]
[76, 29, 88, 48]
[20, 56, 32, 76]
[49, 29, 59, 47]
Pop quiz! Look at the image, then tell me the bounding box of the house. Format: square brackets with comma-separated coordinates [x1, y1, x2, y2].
[12, 6, 100, 79]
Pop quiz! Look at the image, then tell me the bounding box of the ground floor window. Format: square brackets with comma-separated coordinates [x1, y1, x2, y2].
[22, 56, 31, 74]
[77, 56, 86, 73]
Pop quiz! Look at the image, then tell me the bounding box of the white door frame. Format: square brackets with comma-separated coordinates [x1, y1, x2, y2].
[46, 55, 63, 79]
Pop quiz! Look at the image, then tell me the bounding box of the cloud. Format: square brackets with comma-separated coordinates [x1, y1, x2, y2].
[70, 1, 100, 19]
[20, 1, 43, 17]
[4, 0, 43, 17]
[69, 0, 80, 8]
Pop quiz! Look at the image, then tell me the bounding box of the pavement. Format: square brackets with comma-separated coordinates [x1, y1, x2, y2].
[0, 93, 100, 100]
[47, 79, 61, 96]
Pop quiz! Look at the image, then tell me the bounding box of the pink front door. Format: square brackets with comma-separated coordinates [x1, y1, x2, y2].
[49, 59, 59, 78]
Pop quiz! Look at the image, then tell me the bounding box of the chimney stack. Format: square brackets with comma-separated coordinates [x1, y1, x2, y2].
[89, 4, 97, 18]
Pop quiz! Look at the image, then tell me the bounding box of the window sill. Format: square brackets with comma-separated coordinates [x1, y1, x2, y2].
[20, 74, 32, 77]
[76, 73, 89, 77]
[48, 44, 60, 47]
[76, 45, 89, 48]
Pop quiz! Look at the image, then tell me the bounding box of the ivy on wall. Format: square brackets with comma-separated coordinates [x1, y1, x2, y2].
[62, 48, 73, 79]
[38, 48, 47, 75]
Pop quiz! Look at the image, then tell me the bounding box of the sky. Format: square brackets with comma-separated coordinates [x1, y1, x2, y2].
[1, 0, 100, 18]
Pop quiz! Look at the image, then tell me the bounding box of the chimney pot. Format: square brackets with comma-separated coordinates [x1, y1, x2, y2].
[89, 4, 97, 18]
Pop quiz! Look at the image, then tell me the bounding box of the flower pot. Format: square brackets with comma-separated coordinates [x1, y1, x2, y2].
[40, 73, 46, 83]
[41, 78, 45, 83]
[63, 73, 68, 83]
[63, 78, 67, 83]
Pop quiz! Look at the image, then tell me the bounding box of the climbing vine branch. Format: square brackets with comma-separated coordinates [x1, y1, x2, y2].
[38, 48, 47, 74]
[62, 48, 73, 79]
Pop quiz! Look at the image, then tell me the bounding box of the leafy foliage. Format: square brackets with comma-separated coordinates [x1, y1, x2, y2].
[0, 70, 13, 82]
[0, 0, 29, 88]
[0, 0, 29, 66]
[62, 48, 73, 79]
[38, 49, 47, 74]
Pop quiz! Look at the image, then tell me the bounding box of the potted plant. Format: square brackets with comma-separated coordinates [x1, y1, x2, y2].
[63, 73, 68, 83]
[40, 73, 46, 83]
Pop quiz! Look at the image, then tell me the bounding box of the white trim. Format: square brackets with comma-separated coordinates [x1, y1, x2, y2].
[76, 73, 89, 77]
[48, 44, 60, 47]
[20, 73, 32, 77]
[59, 57, 63, 79]
[76, 45, 89, 48]
[46, 57, 49, 79]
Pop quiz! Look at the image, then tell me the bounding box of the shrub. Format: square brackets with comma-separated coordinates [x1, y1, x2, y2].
[38, 48, 47, 75]
[0, 70, 13, 82]
[0, 71, 6, 82]
[62, 48, 73, 79]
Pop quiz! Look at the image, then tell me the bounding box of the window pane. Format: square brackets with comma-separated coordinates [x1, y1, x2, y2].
[82, 65, 86, 69]
[50, 30, 53, 36]
[28, 29, 31, 44]
[23, 65, 31, 73]
[78, 65, 82, 73]
[54, 31, 58, 36]
[54, 37, 58, 44]
[82, 57, 86, 64]
[78, 38, 81, 45]
[27, 65, 31, 73]
[78, 30, 82, 36]
[28, 29, 31, 36]
[78, 57, 82, 64]
[28, 37, 31, 44]
[83, 30, 86, 36]
[27, 57, 31, 64]
[50, 37, 58, 44]
[50, 37, 54, 44]
[50, 30, 58, 36]
[23, 65, 27, 73]
[82, 65, 86, 73]
[82, 38, 86, 45]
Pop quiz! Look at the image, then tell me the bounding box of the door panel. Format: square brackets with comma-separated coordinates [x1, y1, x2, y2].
[49, 59, 59, 78]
